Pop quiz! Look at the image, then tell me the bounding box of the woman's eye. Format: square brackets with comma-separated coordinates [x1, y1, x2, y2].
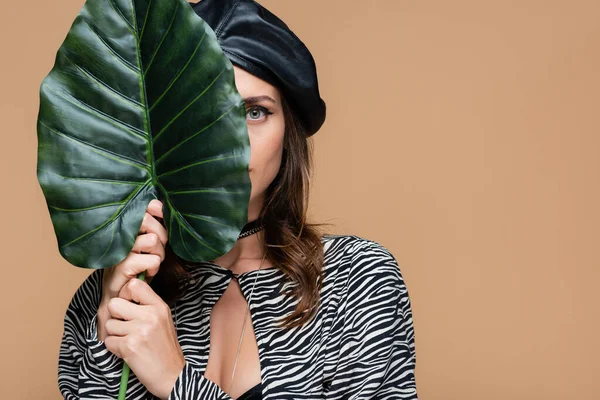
[246, 106, 272, 122]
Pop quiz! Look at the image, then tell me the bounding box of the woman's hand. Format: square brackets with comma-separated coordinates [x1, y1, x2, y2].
[98, 199, 167, 341]
[104, 278, 185, 400]
[95, 199, 182, 398]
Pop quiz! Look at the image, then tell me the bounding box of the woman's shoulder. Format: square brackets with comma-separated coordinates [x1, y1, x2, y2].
[320, 234, 406, 290]
[321, 234, 399, 263]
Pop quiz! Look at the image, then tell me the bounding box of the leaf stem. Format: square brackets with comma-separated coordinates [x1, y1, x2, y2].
[118, 270, 147, 400]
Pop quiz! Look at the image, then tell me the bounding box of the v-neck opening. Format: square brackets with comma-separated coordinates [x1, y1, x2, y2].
[200, 273, 264, 399]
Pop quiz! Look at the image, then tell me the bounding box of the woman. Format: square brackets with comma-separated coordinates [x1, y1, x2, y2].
[58, 0, 417, 399]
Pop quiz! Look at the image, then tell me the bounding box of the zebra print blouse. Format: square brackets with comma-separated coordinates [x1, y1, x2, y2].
[58, 235, 418, 399]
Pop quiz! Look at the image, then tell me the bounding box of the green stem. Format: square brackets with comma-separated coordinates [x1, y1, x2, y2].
[118, 270, 147, 400]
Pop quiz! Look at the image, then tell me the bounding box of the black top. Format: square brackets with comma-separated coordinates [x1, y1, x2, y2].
[237, 382, 263, 400]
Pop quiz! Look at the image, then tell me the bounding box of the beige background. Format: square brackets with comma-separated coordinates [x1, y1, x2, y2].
[1, 0, 598, 399]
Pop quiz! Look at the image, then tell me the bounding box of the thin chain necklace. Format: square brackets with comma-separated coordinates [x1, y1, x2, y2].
[174, 224, 266, 397]
[228, 252, 266, 396]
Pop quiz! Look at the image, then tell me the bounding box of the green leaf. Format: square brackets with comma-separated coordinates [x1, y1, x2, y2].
[37, 0, 251, 269]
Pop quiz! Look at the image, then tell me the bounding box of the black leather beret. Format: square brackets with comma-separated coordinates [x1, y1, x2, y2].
[190, 0, 326, 136]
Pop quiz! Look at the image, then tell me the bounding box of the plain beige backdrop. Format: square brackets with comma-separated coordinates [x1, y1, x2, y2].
[1, 0, 599, 399]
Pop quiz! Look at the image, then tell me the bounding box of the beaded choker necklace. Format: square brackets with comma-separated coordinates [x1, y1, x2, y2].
[238, 219, 264, 239]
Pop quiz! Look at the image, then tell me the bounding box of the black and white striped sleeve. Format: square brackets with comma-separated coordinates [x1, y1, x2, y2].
[325, 241, 418, 399]
[168, 362, 229, 400]
[58, 268, 125, 399]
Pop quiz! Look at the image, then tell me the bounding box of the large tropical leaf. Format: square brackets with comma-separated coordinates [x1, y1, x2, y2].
[37, 0, 250, 269]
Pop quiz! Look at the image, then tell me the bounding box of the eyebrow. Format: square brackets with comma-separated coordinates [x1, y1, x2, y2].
[243, 95, 277, 104]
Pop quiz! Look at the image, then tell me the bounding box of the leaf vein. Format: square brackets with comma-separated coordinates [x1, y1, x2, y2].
[96, 223, 117, 266]
[174, 211, 220, 255]
[60, 181, 151, 249]
[170, 189, 245, 196]
[179, 214, 231, 228]
[50, 201, 124, 213]
[143, 0, 180, 76]
[153, 69, 226, 142]
[62, 52, 143, 108]
[157, 155, 238, 179]
[157, 181, 220, 256]
[139, 0, 153, 42]
[107, 0, 135, 33]
[155, 103, 237, 165]
[47, 88, 147, 139]
[149, 31, 207, 111]
[38, 169, 144, 185]
[80, 18, 139, 72]
[39, 121, 147, 170]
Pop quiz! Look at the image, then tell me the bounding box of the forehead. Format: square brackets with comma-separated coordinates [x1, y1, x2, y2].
[233, 66, 280, 101]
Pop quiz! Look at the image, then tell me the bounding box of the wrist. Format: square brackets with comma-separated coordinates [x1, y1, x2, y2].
[158, 355, 185, 400]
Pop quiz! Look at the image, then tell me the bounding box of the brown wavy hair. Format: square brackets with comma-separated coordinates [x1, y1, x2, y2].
[151, 96, 324, 328]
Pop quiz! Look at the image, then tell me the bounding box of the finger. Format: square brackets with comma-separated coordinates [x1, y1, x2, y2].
[105, 334, 144, 362]
[147, 199, 164, 219]
[106, 254, 161, 294]
[139, 212, 168, 246]
[131, 233, 165, 263]
[104, 335, 124, 359]
[104, 335, 121, 358]
[105, 317, 135, 337]
[119, 278, 163, 306]
[107, 297, 141, 321]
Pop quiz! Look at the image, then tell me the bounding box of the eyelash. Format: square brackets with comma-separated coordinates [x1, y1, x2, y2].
[246, 105, 273, 122]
